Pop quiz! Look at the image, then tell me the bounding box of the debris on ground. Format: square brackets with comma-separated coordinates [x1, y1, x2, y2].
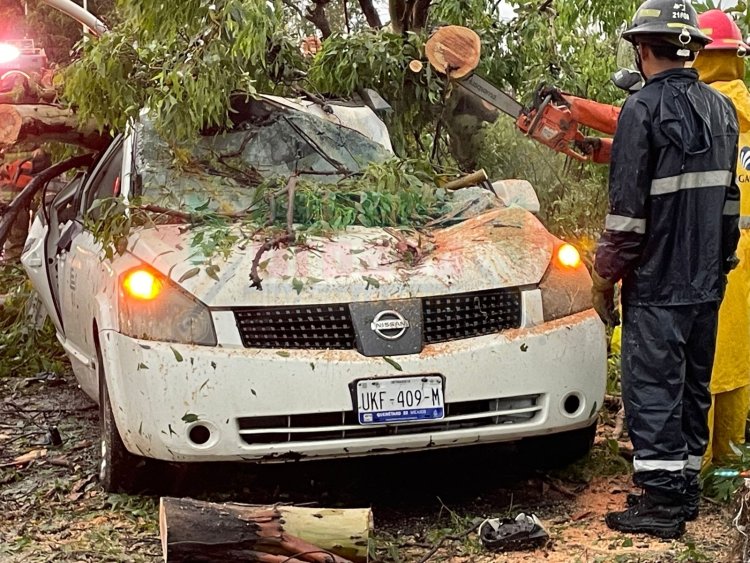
[479, 513, 549, 552]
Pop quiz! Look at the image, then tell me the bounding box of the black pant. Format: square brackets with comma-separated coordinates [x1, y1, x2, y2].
[621, 302, 719, 500]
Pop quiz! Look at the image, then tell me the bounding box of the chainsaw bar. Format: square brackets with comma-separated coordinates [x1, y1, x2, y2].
[459, 74, 523, 118]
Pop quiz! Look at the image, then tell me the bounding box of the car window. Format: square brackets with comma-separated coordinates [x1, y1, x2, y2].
[83, 141, 124, 217]
[133, 100, 392, 215]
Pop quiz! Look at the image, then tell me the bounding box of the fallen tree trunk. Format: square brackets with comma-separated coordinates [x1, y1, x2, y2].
[0, 153, 95, 250]
[159, 497, 372, 563]
[0, 104, 110, 150]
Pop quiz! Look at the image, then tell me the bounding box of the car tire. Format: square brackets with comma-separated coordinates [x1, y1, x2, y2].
[97, 349, 148, 493]
[519, 420, 597, 469]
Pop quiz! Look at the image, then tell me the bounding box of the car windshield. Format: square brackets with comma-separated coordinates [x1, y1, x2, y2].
[133, 100, 392, 215]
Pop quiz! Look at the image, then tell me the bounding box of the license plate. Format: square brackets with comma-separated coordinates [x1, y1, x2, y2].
[355, 375, 445, 425]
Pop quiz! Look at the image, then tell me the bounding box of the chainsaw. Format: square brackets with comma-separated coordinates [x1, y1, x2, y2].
[424, 25, 591, 162]
[459, 74, 589, 162]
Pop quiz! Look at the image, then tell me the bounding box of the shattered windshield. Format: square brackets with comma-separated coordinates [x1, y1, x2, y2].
[133, 101, 392, 214]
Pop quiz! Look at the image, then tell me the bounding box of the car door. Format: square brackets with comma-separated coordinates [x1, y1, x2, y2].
[22, 172, 87, 339]
[22, 139, 123, 398]
[58, 138, 125, 397]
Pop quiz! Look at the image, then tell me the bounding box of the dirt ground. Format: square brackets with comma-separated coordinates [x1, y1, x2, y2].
[0, 370, 739, 563]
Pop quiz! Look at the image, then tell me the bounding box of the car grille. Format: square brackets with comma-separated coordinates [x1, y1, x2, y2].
[233, 288, 522, 350]
[422, 289, 522, 344]
[234, 304, 355, 350]
[237, 394, 542, 445]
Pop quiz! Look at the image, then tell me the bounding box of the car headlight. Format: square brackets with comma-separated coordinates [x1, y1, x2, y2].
[118, 267, 217, 345]
[539, 243, 593, 322]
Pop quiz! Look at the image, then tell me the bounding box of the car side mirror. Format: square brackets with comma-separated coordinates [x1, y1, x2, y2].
[491, 179, 540, 214]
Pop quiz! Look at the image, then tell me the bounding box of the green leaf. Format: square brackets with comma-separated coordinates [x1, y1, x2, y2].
[171, 347, 184, 362]
[137, 362, 149, 370]
[363, 275, 380, 289]
[178, 267, 201, 282]
[276, 351, 290, 357]
[292, 277, 305, 294]
[182, 413, 199, 423]
[206, 264, 220, 281]
[383, 356, 403, 371]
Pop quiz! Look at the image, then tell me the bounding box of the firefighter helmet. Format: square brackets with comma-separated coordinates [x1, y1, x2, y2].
[698, 9, 749, 55]
[623, 0, 712, 53]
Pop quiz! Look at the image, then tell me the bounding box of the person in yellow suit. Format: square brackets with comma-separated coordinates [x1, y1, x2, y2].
[693, 9, 750, 467]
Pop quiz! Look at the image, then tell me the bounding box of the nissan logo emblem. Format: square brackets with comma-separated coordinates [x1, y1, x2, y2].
[371, 310, 410, 340]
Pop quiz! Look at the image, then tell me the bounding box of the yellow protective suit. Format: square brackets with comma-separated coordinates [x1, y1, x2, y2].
[694, 51, 750, 467]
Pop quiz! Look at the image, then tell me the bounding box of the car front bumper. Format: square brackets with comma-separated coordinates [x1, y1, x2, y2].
[100, 309, 606, 462]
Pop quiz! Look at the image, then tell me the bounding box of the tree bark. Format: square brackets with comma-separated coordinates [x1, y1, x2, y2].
[358, 0, 382, 28]
[389, 0, 431, 33]
[306, 0, 333, 38]
[159, 497, 373, 563]
[0, 104, 110, 151]
[0, 154, 95, 250]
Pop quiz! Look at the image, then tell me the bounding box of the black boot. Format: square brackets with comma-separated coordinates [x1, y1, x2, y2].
[626, 491, 698, 521]
[606, 492, 685, 539]
[684, 471, 700, 522]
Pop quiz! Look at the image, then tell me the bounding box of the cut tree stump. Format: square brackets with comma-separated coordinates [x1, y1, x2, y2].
[425, 25, 481, 79]
[0, 104, 110, 150]
[159, 497, 373, 563]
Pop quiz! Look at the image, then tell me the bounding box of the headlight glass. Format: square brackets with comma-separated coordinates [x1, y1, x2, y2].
[539, 243, 593, 322]
[118, 267, 217, 345]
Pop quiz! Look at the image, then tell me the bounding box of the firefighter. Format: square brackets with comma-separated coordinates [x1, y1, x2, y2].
[692, 10, 750, 468]
[0, 148, 50, 262]
[591, 0, 741, 538]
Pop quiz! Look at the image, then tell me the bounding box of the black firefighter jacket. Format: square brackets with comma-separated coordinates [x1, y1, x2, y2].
[595, 68, 741, 306]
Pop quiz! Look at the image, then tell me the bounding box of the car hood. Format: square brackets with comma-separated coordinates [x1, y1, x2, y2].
[127, 206, 555, 307]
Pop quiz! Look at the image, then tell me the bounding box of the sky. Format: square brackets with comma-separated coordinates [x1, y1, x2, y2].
[373, 1, 742, 24]
[374, 1, 515, 23]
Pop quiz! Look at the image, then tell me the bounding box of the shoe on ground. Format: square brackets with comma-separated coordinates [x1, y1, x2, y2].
[606, 495, 685, 539]
[626, 492, 699, 521]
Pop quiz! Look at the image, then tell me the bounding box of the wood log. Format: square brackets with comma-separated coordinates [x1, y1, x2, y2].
[0, 154, 95, 250]
[159, 497, 373, 563]
[442, 169, 488, 191]
[0, 104, 110, 150]
[425, 26, 481, 79]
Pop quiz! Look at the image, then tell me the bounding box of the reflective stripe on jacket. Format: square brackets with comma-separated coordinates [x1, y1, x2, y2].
[595, 68, 741, 306]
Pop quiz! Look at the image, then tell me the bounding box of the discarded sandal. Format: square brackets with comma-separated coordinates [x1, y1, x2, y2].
[479, 512, 549, 552]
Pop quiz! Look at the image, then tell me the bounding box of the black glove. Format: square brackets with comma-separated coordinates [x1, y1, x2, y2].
[591, 270, 620, 327]
[573, 136, 602, 156]
[725, 253, 740, 274]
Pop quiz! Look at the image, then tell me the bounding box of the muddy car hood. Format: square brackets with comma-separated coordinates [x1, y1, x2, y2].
[126, 206, 554, 307]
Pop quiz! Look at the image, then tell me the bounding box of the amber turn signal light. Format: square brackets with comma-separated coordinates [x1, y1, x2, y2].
[123, 269, 162, 300]
[557, 243, 582, 268]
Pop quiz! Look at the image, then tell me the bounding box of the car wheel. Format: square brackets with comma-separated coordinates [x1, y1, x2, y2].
[97, 349, 147, 493]
[519, 420, 597, 469]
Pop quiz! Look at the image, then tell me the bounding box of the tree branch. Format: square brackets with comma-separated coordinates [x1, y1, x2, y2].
[305, 0, 333, 39]
[0, 154, 95, 250]
[358, 0, 382, 28]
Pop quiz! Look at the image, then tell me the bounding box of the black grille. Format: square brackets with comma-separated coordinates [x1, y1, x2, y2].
[233, 288, 523, 349]
[237, 395, 542, 445]
[423, 288, 522, 344]
[234, 304, 356, 349]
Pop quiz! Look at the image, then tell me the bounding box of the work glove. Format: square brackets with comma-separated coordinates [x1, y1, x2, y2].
[573, 136, 601, 156]
[591, 270, 620, 327]
[724, 253, 740, 274]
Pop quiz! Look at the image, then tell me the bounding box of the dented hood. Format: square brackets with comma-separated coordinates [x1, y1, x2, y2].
[127, 207, 554, 307]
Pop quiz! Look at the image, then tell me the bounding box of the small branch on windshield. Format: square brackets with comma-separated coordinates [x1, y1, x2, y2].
[286, 174, 298, 237]
[139, 205, 192, 222]
[249, 233, 292, 291]
[295, 169, 357, 179]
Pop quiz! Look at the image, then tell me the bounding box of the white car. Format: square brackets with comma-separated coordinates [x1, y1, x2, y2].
[22, 95, 606, 492]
